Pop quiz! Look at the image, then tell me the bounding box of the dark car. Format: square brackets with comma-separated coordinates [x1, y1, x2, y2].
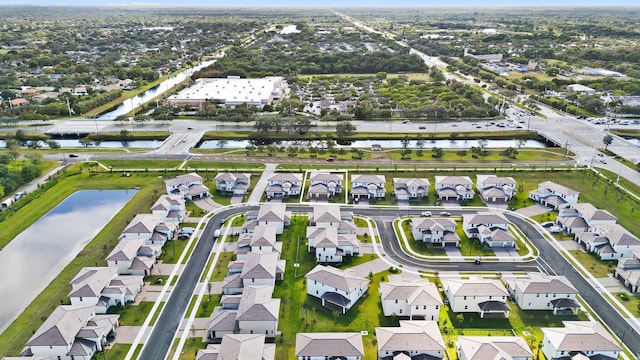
[68, 154, 79, 158]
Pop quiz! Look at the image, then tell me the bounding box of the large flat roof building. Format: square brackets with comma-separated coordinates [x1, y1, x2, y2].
[168, 76, 286, 109]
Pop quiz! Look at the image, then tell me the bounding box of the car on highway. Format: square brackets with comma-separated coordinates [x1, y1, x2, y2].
[541, 221, 554, 228]
[599, 158, 607, 164]
[68, 154, 78, 158]
[418, 126, 426, 130]
[402, 119, 411, 124]
[440, 211, 451, 216]
[421, 211, 432, 217]
[326, 157, 335, 162]
[474, 256, 482, 265]
[475, 125, 482, 129]
[596, 152, 604, 157]
[187, 127, 193, 130]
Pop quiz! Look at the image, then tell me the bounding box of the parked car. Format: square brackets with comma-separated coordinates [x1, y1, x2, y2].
[440, 211, 451, 216]
[421, 211, 432, 217]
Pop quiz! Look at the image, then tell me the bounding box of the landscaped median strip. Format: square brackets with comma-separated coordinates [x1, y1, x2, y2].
[124, 209, 217, 360]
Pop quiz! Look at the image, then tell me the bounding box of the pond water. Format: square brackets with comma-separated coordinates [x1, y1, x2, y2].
[0, 189, 138, 332]
[197, 139, 548, 149]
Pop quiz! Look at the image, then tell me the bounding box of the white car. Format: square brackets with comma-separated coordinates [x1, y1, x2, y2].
[421, 211, 432, 217]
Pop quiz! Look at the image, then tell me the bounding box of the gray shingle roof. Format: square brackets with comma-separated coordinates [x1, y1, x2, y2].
[305, 265, 369, 293]
[26, 305, 95, 347]
[295, 332, 364, 357]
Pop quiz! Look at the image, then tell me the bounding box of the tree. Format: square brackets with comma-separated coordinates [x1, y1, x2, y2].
[336, 121, 356, 138]
[603, 134, 613, 151]
[431, 147, 444, 159]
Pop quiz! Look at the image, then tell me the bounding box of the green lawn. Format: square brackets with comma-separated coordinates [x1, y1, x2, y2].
[99, 159, 183, 170]
[568, 250, 616, 278]
[145, 275, 169, 286]
[457, 227, 496, 257]
[178, 338, 208, 360]
[614, 292, 640, 316]
[102, 343, 135, 360]
[161, 238, 193, 264]
[108, 301, 161, 326]
[205, 251, 234, 282]
[0, 170, 166, 356]
[185, 294, 222, 319]
[274, 215, 395, 359]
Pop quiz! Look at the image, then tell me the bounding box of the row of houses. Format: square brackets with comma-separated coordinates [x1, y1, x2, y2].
[10, 191, 188, 359]
[411, 210, 516, 248]
[289, 270, 615, 360]
[216, 171, 518, 203]
[206, 204, 288, 351]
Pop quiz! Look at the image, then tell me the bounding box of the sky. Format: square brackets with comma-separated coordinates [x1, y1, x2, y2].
[0, 0, 638, 6]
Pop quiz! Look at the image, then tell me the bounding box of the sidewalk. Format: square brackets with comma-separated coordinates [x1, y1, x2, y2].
[246, 163, 277, 204]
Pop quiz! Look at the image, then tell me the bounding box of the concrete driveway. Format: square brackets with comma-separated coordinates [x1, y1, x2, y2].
[516, 204, 549, 217]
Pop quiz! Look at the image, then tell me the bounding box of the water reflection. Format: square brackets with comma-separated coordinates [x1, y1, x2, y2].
[198, 139, 548, 149]
[0, 189, 137, 332]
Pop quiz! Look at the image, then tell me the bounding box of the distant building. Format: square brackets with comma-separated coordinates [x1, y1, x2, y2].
[167, 76, 286, 109]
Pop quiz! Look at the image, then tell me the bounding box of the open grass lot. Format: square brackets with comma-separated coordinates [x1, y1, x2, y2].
[206, 251, 234, 282]
[161, 238, 193, 264]
[614, 292, 640, 316]
[0, 169, 166, 356]
[99, 159, 183, 170]
[177, 338, 208, 360]
[185, 294, 222, 319]
[102, 343, 132, 360]
[568, 250, 616, 278]
[108, 301, 161, 326]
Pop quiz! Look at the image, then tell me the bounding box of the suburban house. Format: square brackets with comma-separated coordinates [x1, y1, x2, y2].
[255, 203, 290, 234]
[462, 211, 515, 248]
[21, 305, 119, 359]
[529, 181, 579, 209]
[197, 334, 275, 360]
[541, 321, 622, 360]
[311, 205, 356, 232]
[505, 274, 580, 314]
[240, 252, 285, 287]
[614, 251, 640, 293]
[411, 217, 460, 247]
[236, 285, 280, 337]
[266, 172, 302, 198]
[295, 332, 364, 360]
[306, 226, 359, 263]
[122, 213, 177, 246]
[236, 225, 280, 259]
[106, 237, 160, 276]
[435, 176, 474, 201]
[557, 203, 617, 236]
[379, 276, 443, 320]
[305, 264, 370, 314]
[350, 174, 386, 200]
[214, 172, 250, 195]
[308, 172, 343, 199]
[151, 194, 186, 223]
[165, 172, 210, 200]
[457, 336, 533, 360]
[68, 267, 143, 313]
[206, 307, 239, 340]
[222, 273, 244, 295]
[475, 175, 517, 203]
[393, 177, 430, 200]
[443, 279, 510, 318]
[575, 224, 640, 259]
[375, 320, 446, 360]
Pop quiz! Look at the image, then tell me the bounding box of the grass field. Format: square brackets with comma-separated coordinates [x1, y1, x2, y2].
[0, 170, 166, 356]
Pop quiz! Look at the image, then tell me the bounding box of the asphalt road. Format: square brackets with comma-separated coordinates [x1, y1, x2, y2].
[138, 206, 255, 360]
[138, 205, 640, 358]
